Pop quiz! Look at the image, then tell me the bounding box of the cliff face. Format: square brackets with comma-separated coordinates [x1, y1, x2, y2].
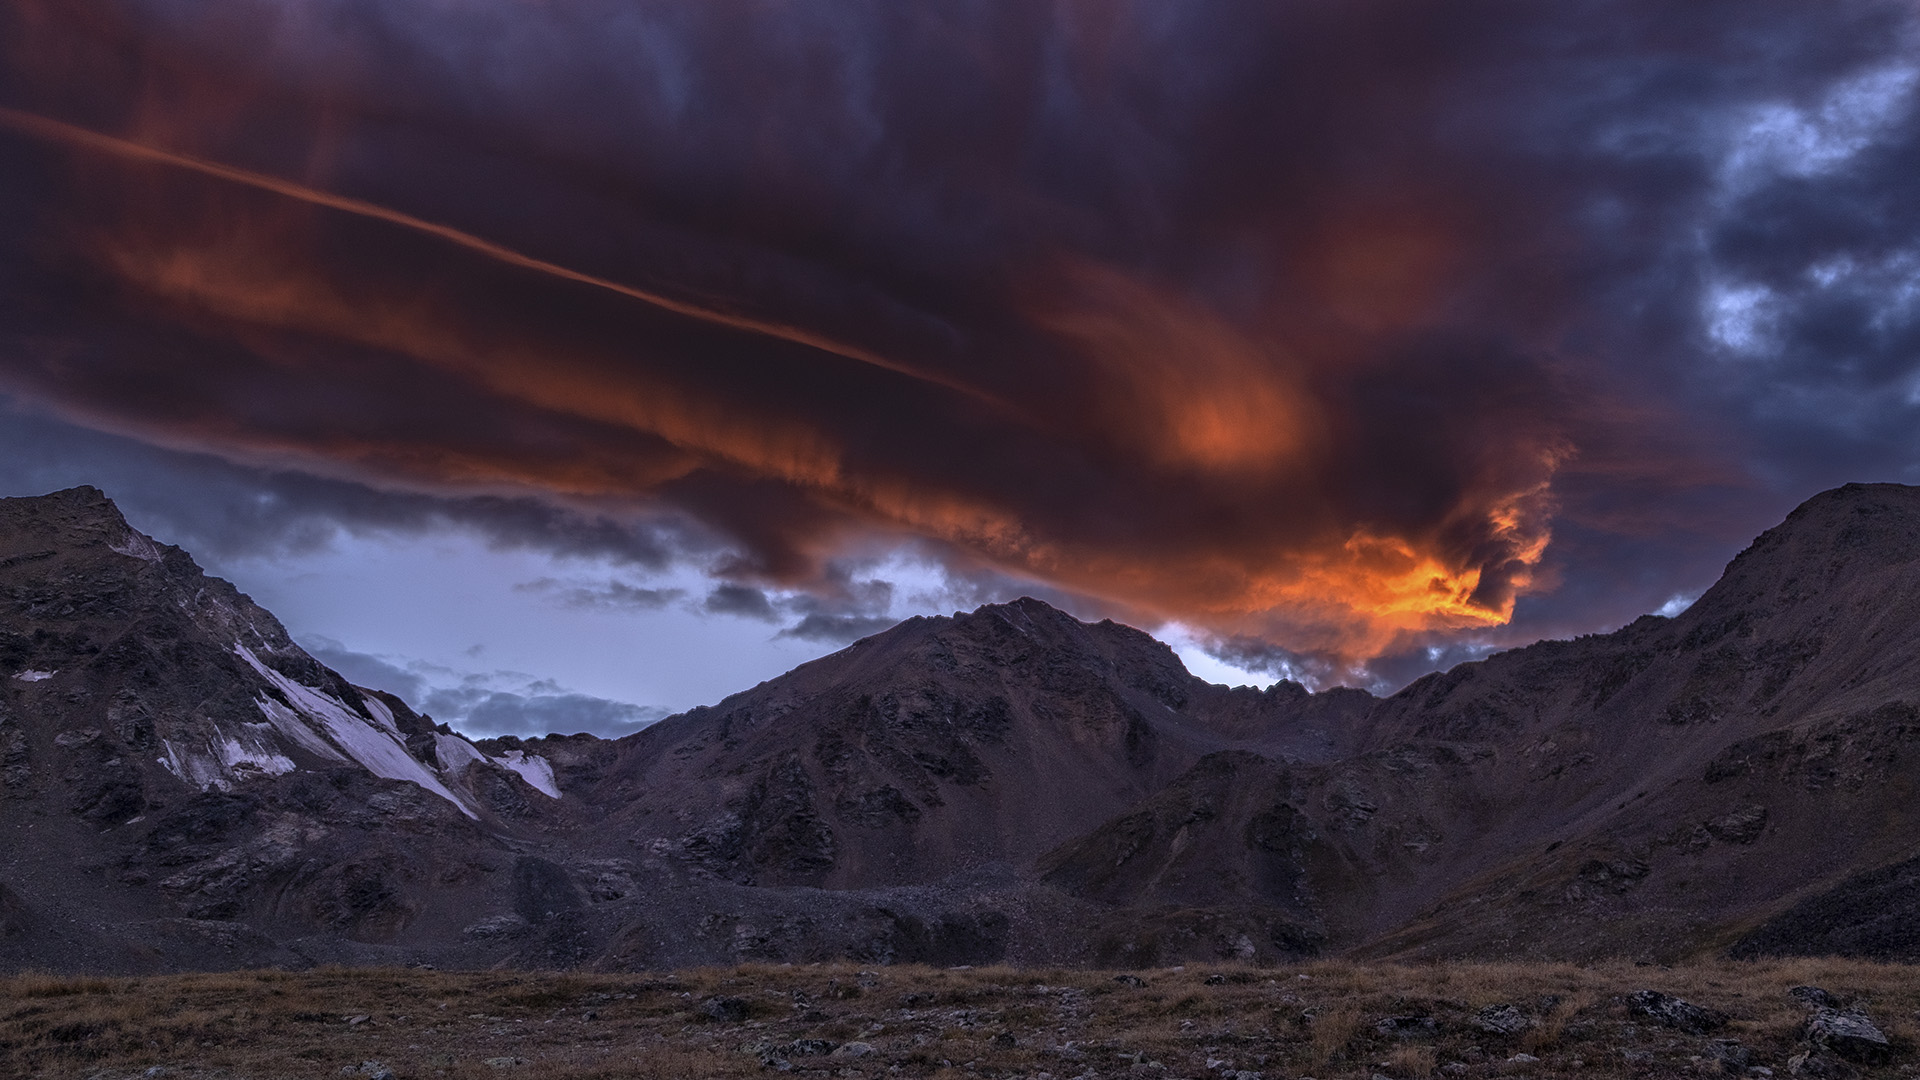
[7, 483, 1920, 972]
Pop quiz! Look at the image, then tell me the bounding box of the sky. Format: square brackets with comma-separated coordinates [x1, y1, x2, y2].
[3, 1, 1919, 738]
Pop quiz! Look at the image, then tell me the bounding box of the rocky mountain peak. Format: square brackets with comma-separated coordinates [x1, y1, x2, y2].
[2, 485, 166, 563]
[1684, 482, 1920, 625]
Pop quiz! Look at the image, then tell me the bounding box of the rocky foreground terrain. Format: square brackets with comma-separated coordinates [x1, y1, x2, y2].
[7, 959, 1920, 1080]
[6, 483, 1920, 971]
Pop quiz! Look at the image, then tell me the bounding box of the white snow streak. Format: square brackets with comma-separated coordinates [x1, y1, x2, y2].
[236, 646, 479, 818]
[12, 670, 56, 682]
[492, 749, 561, 799]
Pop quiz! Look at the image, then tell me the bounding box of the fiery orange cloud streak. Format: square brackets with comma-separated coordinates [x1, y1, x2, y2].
[0, 105, 1005, 411]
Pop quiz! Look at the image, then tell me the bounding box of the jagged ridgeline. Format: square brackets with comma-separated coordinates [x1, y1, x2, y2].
[5, 483, 1920, 973]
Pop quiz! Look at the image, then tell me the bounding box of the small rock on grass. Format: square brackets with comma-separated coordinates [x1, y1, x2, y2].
[1476, 1004, 1532, 1036]
[1787, 1049, 1859, 1079]
[698, 995, 751, 1022]
[1377, 1015, 1439, 1039]
[1789, 986, 1839, 1008]
[1807, 1008, 1891, 1064]
[1706, 1038, 1752, 1074]
[483, 1057, 528, 1069]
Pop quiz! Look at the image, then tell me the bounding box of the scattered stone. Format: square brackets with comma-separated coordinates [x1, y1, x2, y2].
[1789, 986, 1839, 1008]
[831, 1042, 875, 1059]
[1376, 1015, 1439, 1039]
[1476, 1004, 1532, 1036]
[698, 995, 751, 1022]
[482, 1058, 527, 1069]
[1113, 974, 1146, 987]
[991, 1032, 1017, 1048]
[340, 1063, 395, 1080]
[1628, 989, 1727, 1034]
[1508, 1052, 1540, 1064]
[1204, 974, 1228, 986]
[1787, 1049, 1859, 1078]
[344, 1014, 370, 1026]
[461, 914, 531, 940]
[1707, 1039, 1752, 1074]
[1807, 1008, 1891, 1064]
[1707, 804, 1770, 845]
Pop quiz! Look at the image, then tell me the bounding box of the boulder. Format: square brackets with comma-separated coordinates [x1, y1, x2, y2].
[1807, 1008, 1891, 1064]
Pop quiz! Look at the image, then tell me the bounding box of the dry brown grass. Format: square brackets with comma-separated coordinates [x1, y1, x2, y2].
[1387, 1040, 1438, 1077]
[3, 958, 1920, 1079]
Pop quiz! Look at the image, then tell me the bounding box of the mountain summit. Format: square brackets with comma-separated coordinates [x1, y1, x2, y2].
[7, 483, 1920, 971]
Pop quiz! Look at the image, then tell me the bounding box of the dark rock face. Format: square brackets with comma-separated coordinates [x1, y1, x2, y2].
[14, 481, 1920, 971]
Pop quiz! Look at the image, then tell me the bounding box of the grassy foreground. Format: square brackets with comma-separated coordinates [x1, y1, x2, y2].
[4, 959, 1919, 1080]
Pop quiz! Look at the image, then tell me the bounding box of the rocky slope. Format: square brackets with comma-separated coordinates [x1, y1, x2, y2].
[6, 482, 1920, 971]
[1038, 483, 1920, 964]
[0, 488, 580, 970]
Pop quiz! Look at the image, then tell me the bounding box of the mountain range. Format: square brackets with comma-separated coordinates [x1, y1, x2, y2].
[4, 483, 1920, 972]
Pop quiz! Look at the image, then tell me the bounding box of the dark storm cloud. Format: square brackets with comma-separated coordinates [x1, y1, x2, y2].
[777, 614, 899, 645]
[702, 584, 779, 621]
[3, 0, 1919, 681]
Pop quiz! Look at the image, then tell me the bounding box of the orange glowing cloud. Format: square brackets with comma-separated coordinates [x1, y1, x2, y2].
[16, 108, 1566, 666]
[1036, 261, 1320, 474]
[0, 0, 1683, 678]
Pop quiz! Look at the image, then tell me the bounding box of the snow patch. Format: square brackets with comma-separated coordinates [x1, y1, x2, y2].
[219, 735, 297, 778]
[12, 670, 56, 682]
[159, 738, 232, 792]
[492, 749, 561, 799]
[434, 732, 488, 773]
[236, 645, 479, 818]
[254, 695, 350, 763]
[358, 693, 401, 734]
